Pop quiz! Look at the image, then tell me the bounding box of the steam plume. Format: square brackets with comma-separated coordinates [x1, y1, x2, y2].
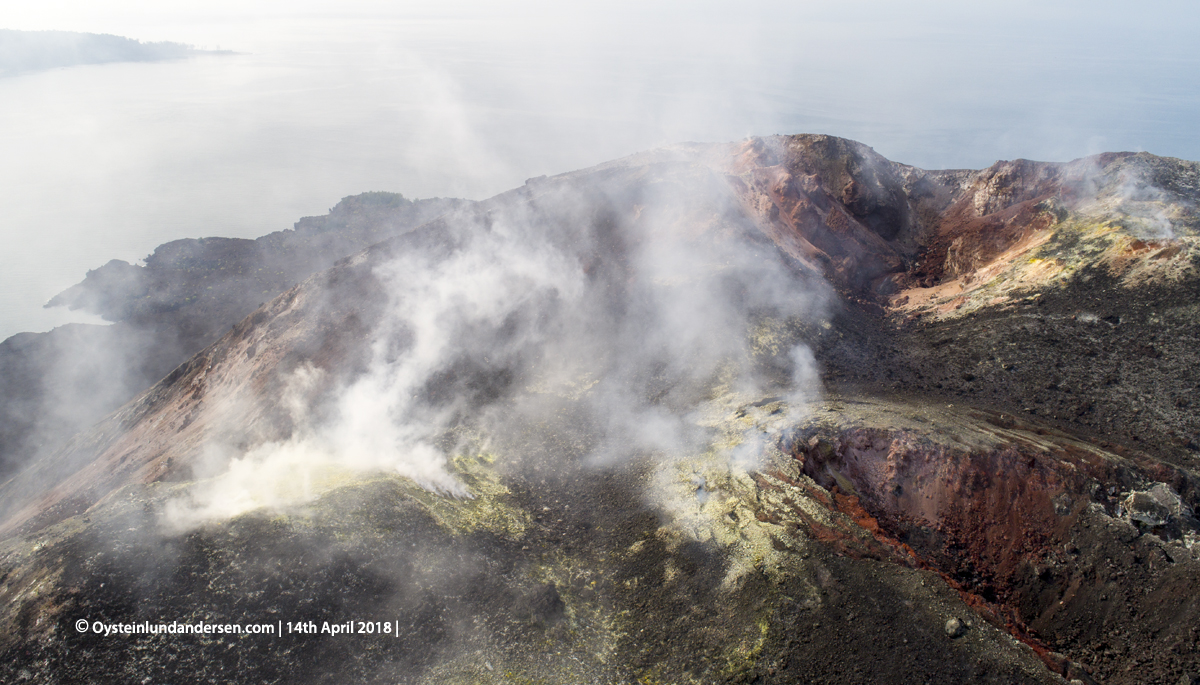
[165, 157, 830, 528]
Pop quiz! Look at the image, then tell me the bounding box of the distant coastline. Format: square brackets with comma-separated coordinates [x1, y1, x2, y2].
[0, 29, 234, 77]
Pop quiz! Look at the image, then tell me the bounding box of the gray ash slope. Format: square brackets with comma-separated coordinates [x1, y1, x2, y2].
[1, 136, 1199, 684]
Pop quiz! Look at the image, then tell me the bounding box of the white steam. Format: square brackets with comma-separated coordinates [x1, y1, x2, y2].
[166, 166, 829, 528]
[1113, 167, 1178, 240]
[1069, 154, 1190, 241]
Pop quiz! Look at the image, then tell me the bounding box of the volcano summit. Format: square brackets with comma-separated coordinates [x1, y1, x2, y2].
[0, 135, 1197, 684]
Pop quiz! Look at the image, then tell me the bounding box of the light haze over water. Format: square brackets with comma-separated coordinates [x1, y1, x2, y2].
[2, 1, 1198, 340]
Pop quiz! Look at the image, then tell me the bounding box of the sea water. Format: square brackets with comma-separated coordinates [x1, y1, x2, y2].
[2, 4, 1198, 339]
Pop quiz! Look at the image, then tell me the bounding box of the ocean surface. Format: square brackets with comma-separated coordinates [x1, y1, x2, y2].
[2, 5, 1198, 340]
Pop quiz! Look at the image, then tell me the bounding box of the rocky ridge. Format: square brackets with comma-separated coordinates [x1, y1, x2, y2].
[0, 193, 469, 480]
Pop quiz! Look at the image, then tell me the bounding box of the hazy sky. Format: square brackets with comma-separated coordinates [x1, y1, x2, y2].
[2, 1, 1198, 338]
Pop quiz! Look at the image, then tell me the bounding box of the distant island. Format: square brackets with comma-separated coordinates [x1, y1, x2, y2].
[0, 29, 231, 77]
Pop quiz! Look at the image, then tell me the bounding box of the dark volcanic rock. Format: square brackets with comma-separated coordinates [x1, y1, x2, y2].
[45, 193, 467, 334]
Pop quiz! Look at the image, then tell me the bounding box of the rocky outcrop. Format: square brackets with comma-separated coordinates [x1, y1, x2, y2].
[783, 398, 1198, 683]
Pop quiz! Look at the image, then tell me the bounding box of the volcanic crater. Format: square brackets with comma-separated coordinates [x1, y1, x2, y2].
[1, 134, 1198, 684]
